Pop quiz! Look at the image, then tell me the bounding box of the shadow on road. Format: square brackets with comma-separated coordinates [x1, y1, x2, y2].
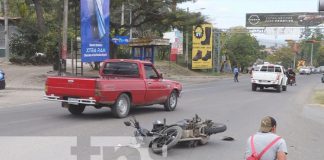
[56, 105, 166, 120]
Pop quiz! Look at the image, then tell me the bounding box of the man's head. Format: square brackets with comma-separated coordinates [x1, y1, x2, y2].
[259, 116, 277, 133]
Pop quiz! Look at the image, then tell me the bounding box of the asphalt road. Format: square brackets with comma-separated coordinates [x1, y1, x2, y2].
[0, 74, 324, 160]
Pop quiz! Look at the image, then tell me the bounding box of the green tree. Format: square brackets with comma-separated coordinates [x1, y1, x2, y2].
[222, 27, 264, 72]
[9, 0, 62, 64]
[316, 46, 324, 66]
[31, 0, 46, 33]
[109, 0, 206, 58]
[8, 0, 205, 65]
[266, 47, 294, 68]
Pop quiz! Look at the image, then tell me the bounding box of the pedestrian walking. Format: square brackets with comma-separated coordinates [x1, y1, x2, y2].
[245, 116, 288, 160]
[233, 66, 239, 82]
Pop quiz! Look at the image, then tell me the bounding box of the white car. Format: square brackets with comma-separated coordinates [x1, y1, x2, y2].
[299, 67, 311, 75]
[314, 67, 321, 74]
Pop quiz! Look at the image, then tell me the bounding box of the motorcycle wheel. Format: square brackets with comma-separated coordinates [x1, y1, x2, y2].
[151, 126, 182, 154]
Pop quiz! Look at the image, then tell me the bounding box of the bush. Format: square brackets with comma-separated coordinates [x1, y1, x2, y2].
[10, 34, 37, 60]
[9, 28, 59, 65]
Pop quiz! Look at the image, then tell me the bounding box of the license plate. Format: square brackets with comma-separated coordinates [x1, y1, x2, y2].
[67, 98, 79, 104]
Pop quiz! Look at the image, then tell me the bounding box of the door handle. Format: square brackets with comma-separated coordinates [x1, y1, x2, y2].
[148, 82, 152, 85]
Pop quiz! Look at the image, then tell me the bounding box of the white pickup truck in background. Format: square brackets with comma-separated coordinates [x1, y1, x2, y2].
[251, 64, 288, 92]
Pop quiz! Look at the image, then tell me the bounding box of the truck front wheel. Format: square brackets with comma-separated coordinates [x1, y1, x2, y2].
[112, 93, 130, 118]
[68, 104, 86, 115]
[164, 90, 178, 111]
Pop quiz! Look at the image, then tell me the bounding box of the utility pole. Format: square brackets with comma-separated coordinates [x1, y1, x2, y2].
[217, 33, 221, 73]
[310, 42, 314, 66]
[185, 7, 189, 69]
[129, 9, 132, 39]
[285, 40, 298, 70]
[61, 0, 68, 73]
[306, 40, 318, 67]
[4, 0, 9, 62]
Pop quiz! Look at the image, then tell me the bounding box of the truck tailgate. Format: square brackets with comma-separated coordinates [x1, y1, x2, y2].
[252, 72, 279, 81]
[45, 76, 97, 98]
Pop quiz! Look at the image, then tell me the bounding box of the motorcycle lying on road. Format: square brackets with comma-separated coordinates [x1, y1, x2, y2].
[124, 114, 227, 154]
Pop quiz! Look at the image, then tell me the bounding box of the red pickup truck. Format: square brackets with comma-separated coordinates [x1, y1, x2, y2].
[44, 59, 182, 118]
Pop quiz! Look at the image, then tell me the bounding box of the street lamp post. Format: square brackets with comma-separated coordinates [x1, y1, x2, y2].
[293, 53, 296, 69]
[306, 40, 319, 67]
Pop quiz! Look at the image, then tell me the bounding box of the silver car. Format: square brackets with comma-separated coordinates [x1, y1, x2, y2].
[299, 67, 311, 75]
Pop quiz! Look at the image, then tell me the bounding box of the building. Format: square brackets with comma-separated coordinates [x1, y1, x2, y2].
[0, 17, 20, 58]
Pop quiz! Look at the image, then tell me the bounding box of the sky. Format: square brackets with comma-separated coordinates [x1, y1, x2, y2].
[178, 0, 320, 46]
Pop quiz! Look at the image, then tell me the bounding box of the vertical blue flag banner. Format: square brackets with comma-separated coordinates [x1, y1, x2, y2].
[81, 0, 110, 62]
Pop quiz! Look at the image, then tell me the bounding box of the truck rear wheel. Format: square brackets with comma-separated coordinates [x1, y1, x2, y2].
[164, 90, 178, 111]
[276, 84, 282, 93]
[0, 82, 6, 89]
[112, 93, 130, 118]
[68, 104, 86, 115]
[0, 81, 5, 90]
[282, 85, 287, 91]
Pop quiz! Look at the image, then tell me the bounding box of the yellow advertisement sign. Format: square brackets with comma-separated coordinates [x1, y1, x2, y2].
[192, 24, 213, 69]
[297, 60, 306, 70]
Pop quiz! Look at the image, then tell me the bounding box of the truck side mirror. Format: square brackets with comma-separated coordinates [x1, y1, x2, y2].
[159, 73, 163, 79]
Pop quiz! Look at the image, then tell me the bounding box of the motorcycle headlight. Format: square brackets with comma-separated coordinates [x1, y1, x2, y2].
[152, 120, 164, 129]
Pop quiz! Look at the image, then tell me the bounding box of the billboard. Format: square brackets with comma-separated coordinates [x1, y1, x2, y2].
[173, 30, 183, 55]
[246, 12, 324, 27]
[111, 36, 129, 45]
[81, 0, 110, 62]
[192, 24, 213, 69]
[163, 29, 183, 55]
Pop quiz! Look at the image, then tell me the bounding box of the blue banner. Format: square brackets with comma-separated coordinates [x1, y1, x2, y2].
[111, 36, 130, 45]
[81, 0, 110, 62]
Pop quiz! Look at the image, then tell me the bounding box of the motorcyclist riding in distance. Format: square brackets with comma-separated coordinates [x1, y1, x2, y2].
[286, 68, 296, 84]
[287, 68, 296, 76]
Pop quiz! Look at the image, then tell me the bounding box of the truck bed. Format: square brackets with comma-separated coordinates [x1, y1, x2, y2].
[45, 76, 97, 98]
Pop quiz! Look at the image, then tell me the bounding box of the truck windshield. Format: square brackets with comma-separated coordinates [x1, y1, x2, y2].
[144, 65, 159, 79]
[275, 67, 281, 72]
[103, 62, 139, 77]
